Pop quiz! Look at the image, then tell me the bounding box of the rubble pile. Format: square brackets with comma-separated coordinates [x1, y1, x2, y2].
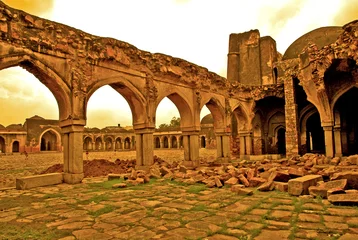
[108, 153, 358, 205]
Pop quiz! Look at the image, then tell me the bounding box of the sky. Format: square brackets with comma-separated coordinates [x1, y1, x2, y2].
[0, 0, 357, 128]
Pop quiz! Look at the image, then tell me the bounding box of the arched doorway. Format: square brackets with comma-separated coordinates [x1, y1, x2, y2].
[124, 137, 131, 149]
[277, 128, 286, 154]
[334, 87, 358, 155]
[163, 136, 169, 148]
[83, 137, 93, 150]
[40, 130, 60, 151]
[306, 112, 325, 153]
[115, 138, 122, 150]
[95, 137, 102, 151]
[105, 137, 113, 151]
[179, 136, 183, 148]
[12, 141, 20, 153]
[171, 136, 178, 148]
[201, 136, 206, 148]
[0, 136, 5, 153]
[155, 137, 160, 148]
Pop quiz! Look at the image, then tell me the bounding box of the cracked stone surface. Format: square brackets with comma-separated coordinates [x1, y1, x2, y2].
[1, 177, 358, 239]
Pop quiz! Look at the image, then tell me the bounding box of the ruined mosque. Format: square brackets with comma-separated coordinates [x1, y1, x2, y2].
[0, 2, 357, 184]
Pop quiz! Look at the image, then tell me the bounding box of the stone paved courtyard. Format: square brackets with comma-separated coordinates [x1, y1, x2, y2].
[1, 177, 358, 240]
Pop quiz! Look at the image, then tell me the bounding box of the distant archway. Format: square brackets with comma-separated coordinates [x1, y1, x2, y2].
[95, 137, 102, 151]
[179, 136, 183, 148]
[163, 136, 169, 148]
[306, 112, 325, 153]
[0, 136, 5, 153]
[277, 128, 286, 154]
[12, 141, 19, 153]
[83, 137, 93, 150]
[154, 137, 160, 148]
[171, 136, 178, 148]
[201, 136, 206, 148]
[115, 138, 122, 150]
[124, 137, 131, 149]
[39, 129, 60, 151]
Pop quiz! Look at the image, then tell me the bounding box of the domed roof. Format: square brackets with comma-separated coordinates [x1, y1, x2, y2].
[283, 26, 343, 60]
[201, 114, 214, 124]
[0, 124, 5, 129]
[28, 115, 45, 120]
[6, 124, 24, 131]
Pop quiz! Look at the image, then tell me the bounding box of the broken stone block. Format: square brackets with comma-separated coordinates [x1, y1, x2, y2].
[328, 193, 358, 205]
[257, 180, 275, 191]
[274, 182, 288, 192]
[327, 188, 346, 197]
[230, 184, 245, 193]
[149, 166, 161, 178]
[238, 174, 250, 187]
[214, 177, 223, 188]
[108, 173, 129, 181]
[347, 155, 358, 165]
[160, 166, 172, 176]
[224, 177, 238, 186]
[288, 175, 323, 196]
[288, 167, 307, 178]
[345, 189, 358, 194]
[231, 187, 253, 196]
[271, 171, 290, 182]
[246, 168, 256, 180]
[135, 178, 145, 184]
[112, 183, 127, 188]
[331, 171, 358, 189]
[16, 173, 63, 190]
[179, 165, 188, 173]
[330, 157, 340, 165]
[249, 177, 267, 187]
[309, 179, 347, 198]
[204, 179, 216, 188]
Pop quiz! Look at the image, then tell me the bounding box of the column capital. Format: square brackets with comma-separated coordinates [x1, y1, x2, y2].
[59, 119, 86, 128]
[321, 121, 334, 127]
[322, 126, 333, 131]
[134, 128, 155, 134]
[181, 131, 200, 136]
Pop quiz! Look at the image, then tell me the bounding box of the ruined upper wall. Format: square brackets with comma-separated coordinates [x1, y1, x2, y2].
[0, 2, 226, 90]
[227, 30, 278, 86]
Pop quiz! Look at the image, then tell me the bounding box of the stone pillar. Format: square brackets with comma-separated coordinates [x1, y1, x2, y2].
[239, 135, 246, 159]
[177, 136, 180, 149]
[284, 77, 300, 157]
[60, 120, 85, 184]
[334, 127, 342, 157]
[160, 139, 164, 149]
[168, 137, 171, 149]
[182, 132, 199, 168]
[216, 135, 223, 158]
[245, 132, 253, 155]
[135, 129, 154, 170]
[264, 132, 268, 153]
[216, 133, 231, 163]
[323, 125, 334, 157]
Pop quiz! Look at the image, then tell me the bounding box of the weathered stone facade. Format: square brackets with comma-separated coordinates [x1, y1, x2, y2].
[0, 2, 356, 183]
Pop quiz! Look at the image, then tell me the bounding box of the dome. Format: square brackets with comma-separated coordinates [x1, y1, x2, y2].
[283, 26, 343, 60]
[28, 115, 45, 120]
[6, 124, 24, 131]
[0, 124, 5, 129]
[201, 114, 214, 124]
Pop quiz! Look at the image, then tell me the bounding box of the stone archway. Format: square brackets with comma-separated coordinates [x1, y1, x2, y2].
[95, 137, 103, 151]
[12, 141, 20, 153]
[124, 137, 131, 150]
[306, 112, 325, 154]
[83, 136, 93, 150]
[39, 129, 61, 151]
[105, 137, 113, 151]
[163, 136, 169, 148]
[276, 127, 286, 155]
[154, 137, 160, 149]
[0, 136, 5, 153]
[201, 136, 206, 148]
[334, 87, 358, 155]
[171, 136, 178, 148]
[115, 137, 122, 150]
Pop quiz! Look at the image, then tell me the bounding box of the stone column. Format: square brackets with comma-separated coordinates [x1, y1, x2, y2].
[60, 120, 85, 184]
[216, 135, 223, 158]
[177, 136, 180, 149]
[245, 132, 253, 155]
[323, 125, 334, 157]
[160, 138, 164, 149]
[182, 132, 199, 168]
[334, 127, 342, 157]
[284, 77, 300, 157]
[135, 128, 154, 170]
[168, 137, 172, 149]
[216, 133, 231, 163]
[239, 134, 246, 159]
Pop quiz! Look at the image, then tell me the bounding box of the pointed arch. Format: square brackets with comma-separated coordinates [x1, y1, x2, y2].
[86, 77, 147, 128]
[155, 91, 193, 129]
[0, 54, 71, 120]
[39, 128, 61, 151]
[201, 97, 226, 130]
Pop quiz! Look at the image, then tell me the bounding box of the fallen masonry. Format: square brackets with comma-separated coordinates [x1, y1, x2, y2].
[37, 153, 358, 205]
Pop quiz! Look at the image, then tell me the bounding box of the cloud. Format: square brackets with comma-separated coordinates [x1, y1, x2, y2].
[333, 0, 358, 25]
[2, 0, 55, 16]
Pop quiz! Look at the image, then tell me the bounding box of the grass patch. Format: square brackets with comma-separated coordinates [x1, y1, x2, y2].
[0, 222, 71, 240]
[42, 193, 65, 199]
[187, 185, 207, 194]
[78, 194, 109, 205]
[191, 204, 207, 212]
[0, 196, 40, 210]
[87, 178, 124, 189]
[89, 204, 115, 217]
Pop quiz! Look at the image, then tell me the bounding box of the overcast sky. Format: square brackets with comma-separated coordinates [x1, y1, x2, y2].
[0, 0, 357, 128]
